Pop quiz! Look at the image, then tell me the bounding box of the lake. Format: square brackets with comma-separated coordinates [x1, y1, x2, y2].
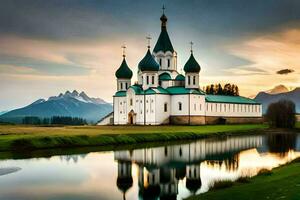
[0, 132, 299, 200]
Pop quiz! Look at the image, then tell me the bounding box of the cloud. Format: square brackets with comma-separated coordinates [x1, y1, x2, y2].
[276, 69, 295, 75]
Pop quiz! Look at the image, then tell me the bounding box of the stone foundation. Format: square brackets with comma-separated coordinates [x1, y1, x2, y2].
[205, 116, 263, 125]
[170, 116, 206, 125]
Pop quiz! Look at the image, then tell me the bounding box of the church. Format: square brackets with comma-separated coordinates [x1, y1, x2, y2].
[113, 10, 262, 125]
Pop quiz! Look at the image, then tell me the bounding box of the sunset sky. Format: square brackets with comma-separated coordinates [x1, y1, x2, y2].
[0, 0, 300, 111]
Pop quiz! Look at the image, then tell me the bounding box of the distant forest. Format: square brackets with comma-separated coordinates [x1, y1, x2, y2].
[204, 83, 239, 96]
[22, 116, 87, 125]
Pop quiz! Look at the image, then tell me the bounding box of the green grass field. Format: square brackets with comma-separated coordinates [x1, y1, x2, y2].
[0, 124, 267, 152]
[187, 159, 300, 200]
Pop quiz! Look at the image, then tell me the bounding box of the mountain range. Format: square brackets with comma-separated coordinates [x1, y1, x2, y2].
[0, 90, 112, 124]
[254, 86, 300, 114]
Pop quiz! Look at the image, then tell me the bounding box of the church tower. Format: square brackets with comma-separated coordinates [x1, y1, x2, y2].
[184, 42, 201, 89]
[138, 37, 160, 90]
[153, 6, 177, 71]
[115, 46, 133, 91]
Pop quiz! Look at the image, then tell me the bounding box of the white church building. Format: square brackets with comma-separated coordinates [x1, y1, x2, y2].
[112, 11, 262, 125]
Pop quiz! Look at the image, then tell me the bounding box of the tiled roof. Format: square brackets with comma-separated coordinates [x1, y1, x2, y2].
[205, 95, 260, 104]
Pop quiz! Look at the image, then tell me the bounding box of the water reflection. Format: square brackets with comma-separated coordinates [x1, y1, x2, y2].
[0, 133, 299, 200]
[114, 133, 300, 199]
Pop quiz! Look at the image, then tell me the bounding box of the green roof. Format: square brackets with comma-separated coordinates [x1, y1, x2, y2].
[166, 86, 205, 95]
[153, 14, 174, 53]
[138, 49, 160, 71]
[184, 53, 201, 73]
[115, 58, 133, 79]
[159, 72, 172, 81]
[114, 91, 126, 97]
[205, 95, 260, 104]
[153, 29, 174, 53]
[145, 86, 169, 94]
[129, 84, 143, 95]
[175, 74, 185, 81]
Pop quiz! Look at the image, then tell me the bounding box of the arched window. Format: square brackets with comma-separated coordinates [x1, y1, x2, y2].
[146, 76, 149, 84]
[159, 59, 162, 66]
[167, 59, 170, 67]
[178, 102, 182, 111]
[130, 98, 133, 106]
[193, 76, 196, 85]
[152, 76, 155, 84]
[164, 103, 168, 112]
[188, 76, 191, 85]
[120, 82, 123, 90]
[125, 82, 128, 89]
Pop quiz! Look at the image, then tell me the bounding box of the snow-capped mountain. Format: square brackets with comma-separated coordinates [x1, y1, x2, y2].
[0, 90, 112, 124]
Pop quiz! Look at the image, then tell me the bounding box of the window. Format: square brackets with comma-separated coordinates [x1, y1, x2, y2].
[193, 76, 196, 85]
[164, 103, 168, 112]
[152, 76, 154, 84]
[167, 59, 170, 67]
[188, 76, 191, 85]
[120, 82, 123, 90]
[179, 148, 182, 157]
[146, 76, 149, 84]
[194, 104, 196, 111]
[130, 98, 133, 106]
[179, 102, 182, 111]
[159, 59, 162, 66]
[125, 82, 128, 89]
[165, 147, 168, 156]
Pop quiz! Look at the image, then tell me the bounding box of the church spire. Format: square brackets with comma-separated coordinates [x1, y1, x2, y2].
[160, 5, 167, 31]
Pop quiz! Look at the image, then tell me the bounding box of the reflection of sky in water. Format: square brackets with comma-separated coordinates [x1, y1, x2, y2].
[0, 133, 299, 200]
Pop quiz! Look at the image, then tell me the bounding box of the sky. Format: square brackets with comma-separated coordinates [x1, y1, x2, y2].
[0, 0, 300, 111]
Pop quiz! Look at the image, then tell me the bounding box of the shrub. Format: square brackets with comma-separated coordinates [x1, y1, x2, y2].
[266, 100, 296, 128]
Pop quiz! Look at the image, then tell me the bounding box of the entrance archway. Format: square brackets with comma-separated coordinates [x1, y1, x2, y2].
[128, 110, 136, 125]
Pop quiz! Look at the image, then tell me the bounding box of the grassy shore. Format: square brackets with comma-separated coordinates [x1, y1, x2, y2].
[187, 159, 300, 200]
[0, 124, 268, 152]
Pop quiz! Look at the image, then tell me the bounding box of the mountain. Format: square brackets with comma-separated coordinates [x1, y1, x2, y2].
[0, 90, 112, 124]
[265, 84, 289, 94]
[254, 87, 300, 114]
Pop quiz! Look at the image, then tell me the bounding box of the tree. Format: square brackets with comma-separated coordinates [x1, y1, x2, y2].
[266, 100, 296, 128]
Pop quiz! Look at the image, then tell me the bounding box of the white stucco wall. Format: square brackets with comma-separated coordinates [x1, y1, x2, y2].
[205, 102, 262, 117]
[113, 96, 127, 125]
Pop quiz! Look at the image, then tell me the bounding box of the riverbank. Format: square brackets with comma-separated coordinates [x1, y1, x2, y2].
[187, 158, 300, 200]
[0, 124, 268, 152]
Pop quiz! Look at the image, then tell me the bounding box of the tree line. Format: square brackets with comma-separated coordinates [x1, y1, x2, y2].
[22, 116, 87, 125]
[204, 83, 239, 96]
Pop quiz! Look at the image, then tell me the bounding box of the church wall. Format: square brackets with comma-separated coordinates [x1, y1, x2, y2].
[113, 96, 127, 125]
[155, 94, 171, 124]
[170, 95, 189, 116]
[144, 95, 157, 125]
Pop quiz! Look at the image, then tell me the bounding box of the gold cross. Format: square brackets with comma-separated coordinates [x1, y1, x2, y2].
[190, 41, 194, 53]
[162, 5, 166, 14]
[146, 35, 152, 48]
[121, 45, 126, 57]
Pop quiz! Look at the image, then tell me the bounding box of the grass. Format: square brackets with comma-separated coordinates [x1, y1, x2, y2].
[0, 124, 267, 152]
[187, 160, 300, 200]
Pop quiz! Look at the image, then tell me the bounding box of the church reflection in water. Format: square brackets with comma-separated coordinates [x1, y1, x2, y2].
[114, 133, 299, 200]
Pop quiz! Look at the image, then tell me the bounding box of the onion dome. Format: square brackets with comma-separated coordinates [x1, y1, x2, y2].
[184, 53, 201, 73]
[138, 49, 160, 71]
[115, 58, 133, 79]
[159, 72, 172, 81]
[153, 13, 174, 53]
[175, 74, 185, 81]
